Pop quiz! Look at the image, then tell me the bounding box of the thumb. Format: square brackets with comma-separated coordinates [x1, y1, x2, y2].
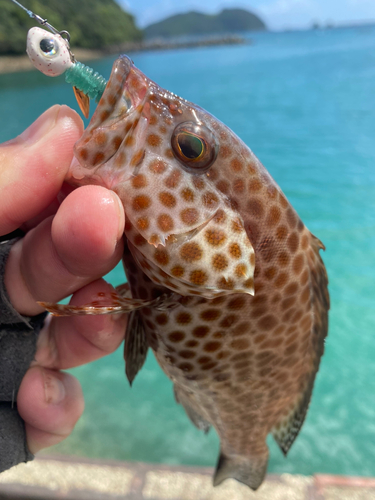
[0, 105, 84, 236]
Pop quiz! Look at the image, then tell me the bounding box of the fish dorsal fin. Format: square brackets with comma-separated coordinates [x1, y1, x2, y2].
[213, 449, 268, 491]
[273, 230, 329, 455]
[124, 310, 148, 386]
[272, 378, 315, 455]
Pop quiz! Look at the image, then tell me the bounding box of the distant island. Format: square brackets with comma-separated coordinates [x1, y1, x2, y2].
[0, 3, 263, 72]
[144, 8, 267, 39]
[0, 0, 142, 56]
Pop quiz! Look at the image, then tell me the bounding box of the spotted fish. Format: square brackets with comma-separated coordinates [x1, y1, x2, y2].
[43, 55, 329, 490]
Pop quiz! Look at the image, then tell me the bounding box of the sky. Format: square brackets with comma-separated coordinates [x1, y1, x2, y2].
[117, 0, 375, 30]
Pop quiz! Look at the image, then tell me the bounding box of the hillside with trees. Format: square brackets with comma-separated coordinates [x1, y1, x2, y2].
[144, 8, 267, 39]
[0, 0, 142, 55]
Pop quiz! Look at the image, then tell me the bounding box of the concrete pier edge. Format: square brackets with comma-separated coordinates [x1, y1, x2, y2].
[0, 455, 374, 499]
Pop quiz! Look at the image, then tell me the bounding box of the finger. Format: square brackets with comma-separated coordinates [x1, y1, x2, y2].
[0, 105, 83, 236]
[17, 366, 84, 453]
[4, 186, 125, 316]
[35, 279, 127, 370]
[21, 183, 76, 233]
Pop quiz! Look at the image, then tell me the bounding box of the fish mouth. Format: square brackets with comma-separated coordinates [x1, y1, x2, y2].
[89, 55, 139, 129]
[97, 55, 148, 124]
[69, 56, 149, 182]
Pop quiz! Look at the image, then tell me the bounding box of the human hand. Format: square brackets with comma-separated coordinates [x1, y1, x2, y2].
[0, 105, 127, 453]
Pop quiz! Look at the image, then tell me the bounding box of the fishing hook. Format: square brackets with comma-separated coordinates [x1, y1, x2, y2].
[9, 0, 71, 44]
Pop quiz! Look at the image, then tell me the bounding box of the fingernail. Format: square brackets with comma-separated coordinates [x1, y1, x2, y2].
[111, 191, 125, 237]
[43, 369, 66, 405]
[20, 105, 61, 146]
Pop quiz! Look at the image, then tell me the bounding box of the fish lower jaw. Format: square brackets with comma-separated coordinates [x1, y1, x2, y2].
[68, 157, 124, 190]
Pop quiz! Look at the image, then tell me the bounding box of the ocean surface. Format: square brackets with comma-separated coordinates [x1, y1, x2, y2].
[0, 27, 375, 477]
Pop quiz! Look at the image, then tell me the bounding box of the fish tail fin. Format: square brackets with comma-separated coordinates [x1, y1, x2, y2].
[213, 449, 268, 490]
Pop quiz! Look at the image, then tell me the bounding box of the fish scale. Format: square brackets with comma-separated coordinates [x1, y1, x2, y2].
[42, 54, 329, 490]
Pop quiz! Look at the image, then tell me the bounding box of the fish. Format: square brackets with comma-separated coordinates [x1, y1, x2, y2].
[41, 55, 329, 490]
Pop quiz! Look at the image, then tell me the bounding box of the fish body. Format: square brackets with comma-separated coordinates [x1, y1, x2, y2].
[55, 56, 329, 489]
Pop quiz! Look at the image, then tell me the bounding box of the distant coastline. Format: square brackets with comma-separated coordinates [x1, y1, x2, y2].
[0, 36, 248, 75]
[144, 8, 266, 39]
[1, 21, 374, 75]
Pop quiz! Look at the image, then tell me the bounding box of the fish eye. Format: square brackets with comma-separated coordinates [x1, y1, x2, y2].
[171, 122, 218, 173]
[39, 38, 59, 57]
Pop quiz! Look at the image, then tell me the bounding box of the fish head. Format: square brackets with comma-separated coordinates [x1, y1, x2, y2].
[69, 55, 255, 298]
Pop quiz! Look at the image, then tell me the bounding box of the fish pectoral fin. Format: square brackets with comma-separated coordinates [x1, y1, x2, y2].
[39, 302, 125, 316]
[115, 282, 132, 298]
[73, 86, 90, 119]
[213, 450, 268, 491]
[174, 386, 210, 434]
[39, 290, 175, 316]
[124, 310, 148, 386]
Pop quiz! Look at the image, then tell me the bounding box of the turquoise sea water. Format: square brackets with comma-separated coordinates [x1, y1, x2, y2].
[1, 27, 375, 477]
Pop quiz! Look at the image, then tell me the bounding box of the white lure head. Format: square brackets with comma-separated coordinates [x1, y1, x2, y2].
[26, 27, 73, 77]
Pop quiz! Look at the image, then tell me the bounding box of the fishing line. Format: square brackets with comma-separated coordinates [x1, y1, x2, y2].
[8, 0, 108, 116]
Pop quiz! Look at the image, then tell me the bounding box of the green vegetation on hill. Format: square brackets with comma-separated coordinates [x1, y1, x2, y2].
[144, 8, 267, 39]
[0, 0, 142, 55]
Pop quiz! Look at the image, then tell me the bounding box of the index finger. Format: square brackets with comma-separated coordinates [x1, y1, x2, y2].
[0, 105, 83, 236]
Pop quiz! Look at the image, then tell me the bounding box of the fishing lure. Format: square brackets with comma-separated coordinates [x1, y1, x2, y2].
[10, 0, 107, 117]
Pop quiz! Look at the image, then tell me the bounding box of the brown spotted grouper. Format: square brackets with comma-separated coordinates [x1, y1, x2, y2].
[43, 55, 329, 490]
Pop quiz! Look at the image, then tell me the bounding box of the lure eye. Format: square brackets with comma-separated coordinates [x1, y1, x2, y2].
[39, 38, 58, 57]
[171, 122, 218, 173]
[26, 27, 72, 77]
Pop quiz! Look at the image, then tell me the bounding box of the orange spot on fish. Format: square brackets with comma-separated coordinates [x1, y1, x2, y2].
[125, 135, 135, 147]
[130, 150, 145, 167]
[149, 159, 167, 174]
[171, 265, 185, 277]
[113, 136, 123, 149]
[154, 248, 169, 266]
[180, 242, 203, 263]
[205, 229, 226, 247]
[132, 174, 147, 189]
[95, 131, 107, 146]
[212, 254, 228, 271]
[189, 270, 208, 286]
[93, 152, 105, 165]
[136, 217, 149, 230]
[158, 214, 174, 232]
[147, 134, 162, 147]
[79, 148, 88, 161]
[100, 110, 110, 121]
[180, 208, 199, 226]
[132, 195, 151, 211]
[181, 188, 194, 202]
[165, 169, 181, 189]
[230, 158, 243, 172]
[159, 191, 177, 208]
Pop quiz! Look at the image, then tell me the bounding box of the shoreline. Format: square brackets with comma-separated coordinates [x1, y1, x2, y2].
[0, 49, 105, 75]
[0, 36, 247, 75]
